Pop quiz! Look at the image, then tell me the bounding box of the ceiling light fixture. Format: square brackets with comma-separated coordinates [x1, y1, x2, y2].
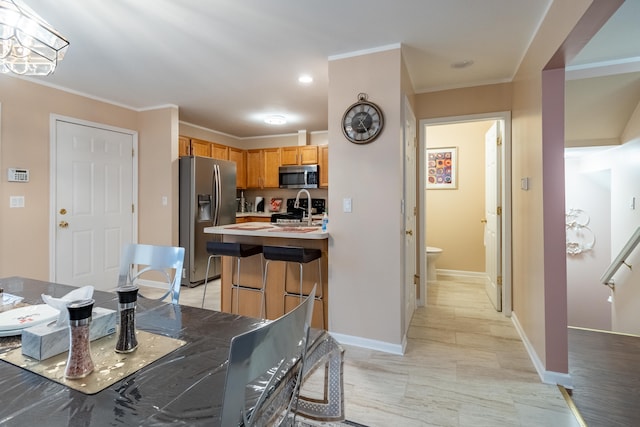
[298, 74, 313, 84]
[264, 115, 287, 125]
[0, 0, 69, 76]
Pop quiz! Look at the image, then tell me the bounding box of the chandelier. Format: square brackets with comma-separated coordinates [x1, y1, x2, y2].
[0, 0, 69, 76]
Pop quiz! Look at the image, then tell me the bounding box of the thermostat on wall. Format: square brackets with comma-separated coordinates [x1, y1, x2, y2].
[8, 168, 29, 182]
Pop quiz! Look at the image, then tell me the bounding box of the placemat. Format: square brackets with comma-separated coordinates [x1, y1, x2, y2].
[0, 330, 185, 395]
[227, 224, 274, 230]
[269, 227, 318, 233]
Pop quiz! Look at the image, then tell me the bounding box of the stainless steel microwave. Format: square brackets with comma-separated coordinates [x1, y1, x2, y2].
[279, 164, 319, 189]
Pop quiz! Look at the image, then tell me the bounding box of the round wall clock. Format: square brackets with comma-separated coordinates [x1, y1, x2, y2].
[342, 93, 384, 144]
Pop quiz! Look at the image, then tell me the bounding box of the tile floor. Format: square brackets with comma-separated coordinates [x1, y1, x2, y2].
[153, 277, 581, 426]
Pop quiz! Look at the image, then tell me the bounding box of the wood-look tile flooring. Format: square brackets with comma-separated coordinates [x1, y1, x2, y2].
[152, 278, 581, 426]
[568, 326, 640, 427]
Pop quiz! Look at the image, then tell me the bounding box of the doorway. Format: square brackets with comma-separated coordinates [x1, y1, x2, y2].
[49, 115, 138, 290]
[418, 112, 512, 315]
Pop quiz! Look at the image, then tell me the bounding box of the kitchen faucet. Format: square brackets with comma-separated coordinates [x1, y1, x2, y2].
[294, 189, 312, 225]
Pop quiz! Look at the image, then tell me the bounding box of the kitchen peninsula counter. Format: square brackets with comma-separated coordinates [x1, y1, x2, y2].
[205, 222, 328, 329]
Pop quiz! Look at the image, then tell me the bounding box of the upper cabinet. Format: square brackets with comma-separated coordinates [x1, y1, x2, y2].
[190, 138, 211, 157]
[211, 143, 229, 160]
[228, 147, 246, 189]
[179, 136, 191, 157]
[319, 145, 328, 188]
[280, 146, 318, 165]
[179, 136, 327, 189]
[247, 148, 280, 189]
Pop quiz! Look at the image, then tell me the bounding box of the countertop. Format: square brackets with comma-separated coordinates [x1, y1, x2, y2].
[236, 212, 323, 220]
[205, 222, 328, 240]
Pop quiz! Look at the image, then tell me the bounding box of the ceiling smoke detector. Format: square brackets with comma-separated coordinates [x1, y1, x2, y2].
[451, 60, 474, 69]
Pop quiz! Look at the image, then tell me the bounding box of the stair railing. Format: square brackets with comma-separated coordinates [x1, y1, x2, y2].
[600, 226, 640, 289]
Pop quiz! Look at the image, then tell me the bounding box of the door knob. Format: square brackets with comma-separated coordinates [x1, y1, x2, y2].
[59, 221, 69, 228]
[480, 219, 487, 223]
[59, 208, 67, 215]
[405, 230, 413, 236]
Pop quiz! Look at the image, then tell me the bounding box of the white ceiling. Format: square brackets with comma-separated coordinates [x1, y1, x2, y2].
[12, 0, 640, 141]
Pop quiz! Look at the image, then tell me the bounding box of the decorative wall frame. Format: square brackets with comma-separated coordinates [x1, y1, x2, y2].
[565, 208, 595, 255]
[426, 147, 457, 189]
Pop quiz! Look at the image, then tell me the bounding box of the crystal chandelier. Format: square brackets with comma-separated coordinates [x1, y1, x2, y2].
[0, 0, 69, 75]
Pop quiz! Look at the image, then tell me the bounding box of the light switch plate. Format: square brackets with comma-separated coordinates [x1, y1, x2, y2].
[9, 196, 24, 208]
[343, 197, 352, 213]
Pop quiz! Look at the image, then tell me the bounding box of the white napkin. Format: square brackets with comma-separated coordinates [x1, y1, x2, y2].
[41, 286, 94, 327]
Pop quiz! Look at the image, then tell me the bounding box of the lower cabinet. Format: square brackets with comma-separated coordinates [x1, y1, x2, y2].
[219, 235, 328, 330]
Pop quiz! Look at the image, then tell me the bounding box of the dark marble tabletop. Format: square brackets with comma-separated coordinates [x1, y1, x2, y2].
[0, 276, 270, 426]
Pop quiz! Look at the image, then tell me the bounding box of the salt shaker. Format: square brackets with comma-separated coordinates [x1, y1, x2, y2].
[64, 299, 95, 379]
[115, 284, 139, 353]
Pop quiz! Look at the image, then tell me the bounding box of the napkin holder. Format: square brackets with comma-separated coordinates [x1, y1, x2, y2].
[21, 308, 116, 361]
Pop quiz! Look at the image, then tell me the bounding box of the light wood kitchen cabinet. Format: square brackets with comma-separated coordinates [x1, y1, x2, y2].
[190, 139, 211, 157]
[179, 136, 191, 157]
[210, 143, 229, 160]
[247, 148, 280, 188]
[228, 147, 246, 189]
[319, 145, 329, 188]
[263, 148, 281, 187]
[280, 146, 318, 165]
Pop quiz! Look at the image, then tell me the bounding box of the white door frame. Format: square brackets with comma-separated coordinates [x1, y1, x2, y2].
[418, 111, 512, 316]
[402, 95, 417, 336]
[48, 114, 139, 281]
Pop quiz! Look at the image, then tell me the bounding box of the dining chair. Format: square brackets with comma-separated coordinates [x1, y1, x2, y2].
[117, 243, 185, 305]
[220, 286, 316, 427]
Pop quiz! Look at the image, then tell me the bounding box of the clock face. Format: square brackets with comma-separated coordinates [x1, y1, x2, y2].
[342, 101, 383, 144]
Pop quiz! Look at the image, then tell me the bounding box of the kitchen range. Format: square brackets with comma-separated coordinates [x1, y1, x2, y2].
[270, 197, 326, 222]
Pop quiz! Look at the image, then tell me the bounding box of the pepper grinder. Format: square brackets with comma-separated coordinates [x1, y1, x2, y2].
[64, 299, 95, 379]
[115, 284, 139, 353]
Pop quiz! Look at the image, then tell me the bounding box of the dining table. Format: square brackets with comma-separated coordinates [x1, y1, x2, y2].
[0, 276, 344, 426]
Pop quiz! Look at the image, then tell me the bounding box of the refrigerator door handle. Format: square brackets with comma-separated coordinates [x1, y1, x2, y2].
[213, 164, 221, 225]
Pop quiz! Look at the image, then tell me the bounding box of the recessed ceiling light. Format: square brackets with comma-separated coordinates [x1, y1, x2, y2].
[264, 115, 287, 125]
[451, 60, 474, 69]
[298, 74, 313, 84]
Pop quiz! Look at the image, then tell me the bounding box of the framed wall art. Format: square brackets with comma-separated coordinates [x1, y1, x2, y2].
[426, 146, 457, 189]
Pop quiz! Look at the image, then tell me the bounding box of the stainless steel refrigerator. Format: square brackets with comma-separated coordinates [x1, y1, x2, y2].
[179, 156, 237, 287]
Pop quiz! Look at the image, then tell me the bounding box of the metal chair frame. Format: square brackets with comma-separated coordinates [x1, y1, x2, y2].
[220, 286, 316, 426]
[263, 246, 323, 327]
[117, 243, 185, 305]
[202, 242, 265, 316]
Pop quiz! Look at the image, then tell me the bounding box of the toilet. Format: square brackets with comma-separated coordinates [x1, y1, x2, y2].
[426, 246, 443, 282]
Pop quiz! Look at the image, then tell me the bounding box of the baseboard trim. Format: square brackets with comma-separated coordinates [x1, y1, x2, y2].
[329, 331, 404, 355]
[511, 312, 574, 388]
[436, 269, 486, 284]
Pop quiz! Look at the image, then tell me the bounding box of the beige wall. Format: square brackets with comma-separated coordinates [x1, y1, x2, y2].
[610, 99, 640, 333]
[414, 83, 512, 120]
[138, 107, 180, 246]
[0, 75, 147, 281]
[328, 47, 405, 348]
[425, 120, 493, 273]
[510, 0, 597, 378]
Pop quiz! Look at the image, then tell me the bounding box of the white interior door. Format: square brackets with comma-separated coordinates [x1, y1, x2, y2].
[484, 121, 502, 311]
[53, 119, 136, 290]
[403, 97, 417, 334]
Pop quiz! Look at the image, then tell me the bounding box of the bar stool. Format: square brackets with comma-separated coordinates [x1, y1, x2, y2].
[202, 242, 264, 317]
[262, 245, 323, 327]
